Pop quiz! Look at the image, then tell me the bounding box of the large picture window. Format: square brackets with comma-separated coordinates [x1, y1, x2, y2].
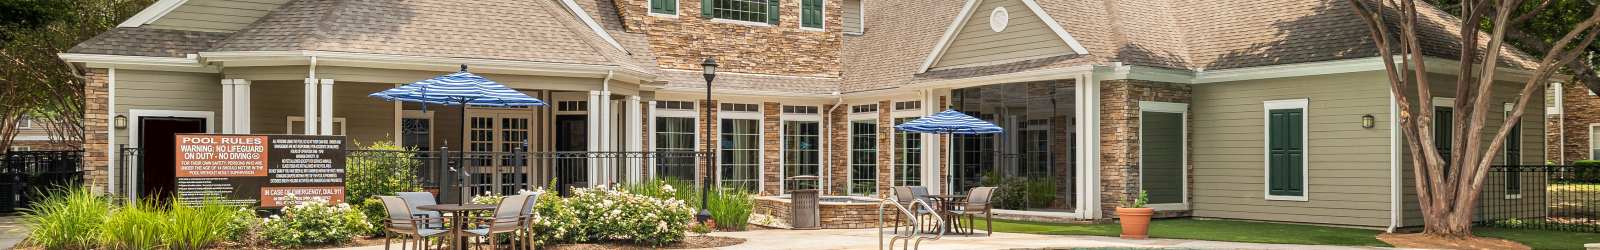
[893, 117, 921, 187]
[783, 120, 821, 191]
[655, 117, 696, 181]
[721, 118, 761, 192]
[850, 120, 877, 195]
[1264, 99, 1307, 200]
[706, 0, 777, 24]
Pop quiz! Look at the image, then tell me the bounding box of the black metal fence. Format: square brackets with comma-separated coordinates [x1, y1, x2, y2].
[0, 150, 84, 213]
[119, 147, 707, 204]
[1479, 165, 1600, 232]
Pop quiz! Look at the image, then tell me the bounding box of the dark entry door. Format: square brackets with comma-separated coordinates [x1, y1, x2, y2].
[554, 115, 587, 195]
[137, 117, 206, 202]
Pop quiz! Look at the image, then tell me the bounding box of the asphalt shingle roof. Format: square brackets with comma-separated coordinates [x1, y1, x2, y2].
[66, 27, 230, 58]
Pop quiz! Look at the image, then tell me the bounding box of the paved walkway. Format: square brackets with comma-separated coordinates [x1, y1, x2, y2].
[345, 229, 1396, 250]
[0, 216, 28, 250]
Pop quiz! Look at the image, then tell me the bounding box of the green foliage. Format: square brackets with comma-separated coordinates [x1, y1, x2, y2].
[978, 218, 1391, 247]
[162, 199, 242, 249]
[528, 188, 582, 245]
[344, 140, 423, 204]
[260, 196, 371, 247]
[705, 187, 753, 231]
[527, 181, 696, 247]
[21, 185, 111, 249]
[1120, 190, 1149, 208]
[1573, 160, 1600, 183]
[690, 223, 712, 237]
[357, 198, 388, 236]
[99, 201, 163, 250]
[623, 177, 697, 205]
[1, 0, 155, 150]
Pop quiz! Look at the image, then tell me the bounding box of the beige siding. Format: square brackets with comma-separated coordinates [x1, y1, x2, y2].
[112, 70, 223, 147]
[843, 0, 863, 34]
[929, 0, 1072, 69]
[1190, 71, 1395, 228]
[247, 81, 397, 145]
[146, 0, 292, 32]
[1399, 73, 1549, 227]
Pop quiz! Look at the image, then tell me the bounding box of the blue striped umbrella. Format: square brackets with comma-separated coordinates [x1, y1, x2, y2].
[369, 66, 546, 107]
[894, 109, 1003, 134]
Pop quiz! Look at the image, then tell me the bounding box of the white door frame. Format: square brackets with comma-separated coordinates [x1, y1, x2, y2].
[1138, 101, 1189, 211]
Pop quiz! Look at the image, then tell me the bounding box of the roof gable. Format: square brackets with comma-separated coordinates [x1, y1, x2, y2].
[920, 0, 1088, 72]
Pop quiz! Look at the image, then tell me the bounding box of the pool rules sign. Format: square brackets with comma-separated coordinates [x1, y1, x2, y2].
[175, 134, 346, 207]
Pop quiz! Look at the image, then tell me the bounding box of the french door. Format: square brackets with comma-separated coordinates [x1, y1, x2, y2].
[466, 112, 533, 195]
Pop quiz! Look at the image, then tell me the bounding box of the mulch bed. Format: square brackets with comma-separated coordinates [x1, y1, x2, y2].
[1378, 233, 1529, 250]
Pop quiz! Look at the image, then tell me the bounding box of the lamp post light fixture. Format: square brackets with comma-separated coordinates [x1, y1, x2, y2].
[697, 57, 718, 224]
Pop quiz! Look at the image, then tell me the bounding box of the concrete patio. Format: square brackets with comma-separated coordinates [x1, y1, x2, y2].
[341, 228, 1399, 250]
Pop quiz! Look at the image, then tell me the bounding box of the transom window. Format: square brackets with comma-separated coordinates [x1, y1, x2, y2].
[894, 101, 921, 111]
[851, 104, 879, 114]
[656, 101, 695, 110]
[783, 105, 818, 114]
[721, 103, 760, 112]
[557, 101, 588, 112]
[709, 0, 774, 23]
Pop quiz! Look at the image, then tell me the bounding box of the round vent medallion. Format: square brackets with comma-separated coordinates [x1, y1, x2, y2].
[990, 7, 1010, 32]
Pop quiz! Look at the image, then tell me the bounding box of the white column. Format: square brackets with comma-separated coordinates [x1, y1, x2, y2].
[235, 80, 251, 133]
[922, 90, 940, 195]
[625, 96, 643, 184]
[586, 91, 602, 187]
[303, 78, 320, 135]
[599, 90, 613, 184]
[221, 79, 236, 134]
[1074, 73, 1102, 220]
[319, 79, 335, 135]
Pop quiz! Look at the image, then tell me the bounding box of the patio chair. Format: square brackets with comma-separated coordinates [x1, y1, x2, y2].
[892, 186, 934, 233]
[380, 196, 447, 250]
[951, 187, 996, 235]
[517, 191, 542, 249]
[466, 194, 532, 250]
[397, 191, 445, 229]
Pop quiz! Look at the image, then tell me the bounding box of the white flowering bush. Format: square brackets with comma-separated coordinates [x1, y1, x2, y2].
[528, 184, 694, 246]
[260, 195, 372, 247]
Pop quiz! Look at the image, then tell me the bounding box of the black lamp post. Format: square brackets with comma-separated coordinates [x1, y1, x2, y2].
[697, 57, 718, 223]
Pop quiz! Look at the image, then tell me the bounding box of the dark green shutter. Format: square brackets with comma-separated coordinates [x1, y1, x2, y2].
[1504, 108, 1522, 195]
[767, 0, 780, 24]
[1269, 109, 1304, 196]
[702, 0, 714, 17]
[1434, 107, 1452, 177]
[652, 0, 677, 15]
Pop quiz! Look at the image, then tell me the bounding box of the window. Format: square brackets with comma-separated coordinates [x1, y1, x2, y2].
[287, 116, 347, 135]
[800, 0, 823, 29]
[844, 0, 863, 34]
[657, 101, 695, 110]
[720, 118, 760, 192]
[557, 101, 588, 112]
[651, 0, 677, 15]
[850, 120, 877, 195]
[1264, 99, 1307, 200]
[705, 0, 778, 24]
[656, 117, 697, 181]
[10, 146, 30, 152]
[721, 103, 760, 112]
[1435, 106, 1453, 166]
[783, 105, 818, 114]
[783, 120, 821, 191]
[893, 101, 921, 111]
[851, 104, 878, 114]
[1504, 103, 1522, 198]
[14, 116, 30, 129]
[1591, 124, 1599, 160]
[893, 117, 921, 187]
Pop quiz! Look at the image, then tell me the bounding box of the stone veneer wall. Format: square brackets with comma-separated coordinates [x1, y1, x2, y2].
[611, 0, 844, 77]
[1099, 79, 1193, 218]
[762, 102, 782, 195]
[827, 103, 848, 195]
[1554, 86, 1600, 163]
[697, 99, 720, 188]
[876, 100, 892, 197]
[753, 197, 883, 229]
[83, 68, 110, 194]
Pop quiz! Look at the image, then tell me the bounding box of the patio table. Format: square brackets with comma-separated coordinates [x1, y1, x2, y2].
[417, 204, 496, 250]
[925, 194, 967, 235]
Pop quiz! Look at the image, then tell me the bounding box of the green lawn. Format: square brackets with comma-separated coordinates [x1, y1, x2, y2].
[977, 218, 1600, 249]
[976, 218, 1391, 247]
[1475, 227, 1600, 250]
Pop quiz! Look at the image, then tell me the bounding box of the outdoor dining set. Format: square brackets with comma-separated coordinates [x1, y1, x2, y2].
[890, 186, 998, 236]
[378, 192, 540, 250]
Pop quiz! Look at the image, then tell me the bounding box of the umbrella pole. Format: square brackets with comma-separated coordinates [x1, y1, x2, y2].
[459, 99, 470, 204]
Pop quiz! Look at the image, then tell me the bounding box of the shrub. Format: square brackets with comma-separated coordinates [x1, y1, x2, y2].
[357, 198, 388, 236]
[528, 188, 582, 245]
[345, 140, 423, 204]
[163, 199, 244, 249]
[224, 207, 259, 242]
[624, 178, 697, 204]
[565, 186, 693, 246]
[261, 195, 371, 247]
[21, 185, 111, 249]
[99, 201, 164, 250]
[1573, 160, 1600, 183]
[705, 188, 753, 231]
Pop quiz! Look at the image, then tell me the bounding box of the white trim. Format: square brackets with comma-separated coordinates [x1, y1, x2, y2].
[1262, 99, 1310, 202]
[557, 0, 628, 54]
[846, 118, 878, 196]
[797, 0, 825, 31]
[126, 109, 215, 197]
[1138, 101, 1188, 211]
[717, 112, 765, 193]
[117, 0, 187, 27]
[711, 18, 775, 27]
[777, 114, 825, 194]
[1388, 90, 1402, 232]
[1590, 123, 1600, 160]
[648, 0, 680, 17]
[918, 0, 1088, 73]
[1503, 102, 1524, 165]
[1432, 97, 1456, 107]
[107, 68, 117, 195]
[11, 135, 51, 141]
[845, 0, 865, 35]
[57, 53, 215, 73]
[318, 79, 335, 135]
[287, 116, 348, 135]
[195, 51, 655, 83]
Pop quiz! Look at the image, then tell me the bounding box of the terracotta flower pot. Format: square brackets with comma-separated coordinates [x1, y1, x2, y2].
[1116, 207, 1155, 239]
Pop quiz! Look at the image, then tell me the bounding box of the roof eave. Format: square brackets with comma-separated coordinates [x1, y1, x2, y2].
[197, 50, 657, 83]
